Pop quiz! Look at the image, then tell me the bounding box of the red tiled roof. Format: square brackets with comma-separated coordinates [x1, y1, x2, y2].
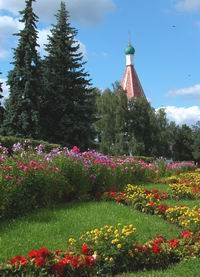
[121, 64, 145, 99]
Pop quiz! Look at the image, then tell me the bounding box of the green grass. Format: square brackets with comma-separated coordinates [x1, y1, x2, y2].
[162, 198, 200, 207]
[142, 182, 169, 192]
[0, 201, 180, 263]
[116, 258, 200, 277]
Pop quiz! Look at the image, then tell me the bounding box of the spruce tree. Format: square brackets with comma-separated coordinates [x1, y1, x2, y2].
[2, 0, 42, 138]
[41, 1, 96, 148]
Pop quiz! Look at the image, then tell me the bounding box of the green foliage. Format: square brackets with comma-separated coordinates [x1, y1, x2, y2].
[192, 121, 200, 163]
[96, 88, 199, 161]
[127, 97, 154, 156]
[0, 159, 68, 218]
[52, 155, 91, 199]
[1, 0, 42, 138]
[172, 124, 193, 161]
[40, 1, 96, 149]
[95, 83, 128, 155]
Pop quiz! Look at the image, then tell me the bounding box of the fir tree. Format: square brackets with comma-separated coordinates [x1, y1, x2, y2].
[41, 1, 96, 148]
[2, 0, 42, 138]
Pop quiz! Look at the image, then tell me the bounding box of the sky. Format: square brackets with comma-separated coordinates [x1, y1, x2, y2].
[0, 0, 200, 126]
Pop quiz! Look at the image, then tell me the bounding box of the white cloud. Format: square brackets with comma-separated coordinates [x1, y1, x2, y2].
[77, 41, 87, 58]
[0, 49, 9, 59]
[0, 0, 116, 25]
[168, 84, 200, 98]
[67, 0, 116, 25]
[175, 0, 200, 12]
[0, 15, 23, 37]
[158, 106, 200, 125]
[0, 15, 23, 61]
[0, 0, 111, 61]
[0, 0, 23, 14]
[0, 78, 9, 101]
[37, 28, 51, 57]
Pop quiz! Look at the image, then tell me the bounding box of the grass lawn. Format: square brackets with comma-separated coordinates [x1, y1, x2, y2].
[0, 201, 181, 263]
[0, 178, 199, 276]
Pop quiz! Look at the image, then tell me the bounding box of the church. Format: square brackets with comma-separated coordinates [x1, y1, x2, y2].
[121, 42, 146, 99]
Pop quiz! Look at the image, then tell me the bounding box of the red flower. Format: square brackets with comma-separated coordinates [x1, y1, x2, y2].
[37, 247, 49, 258]
[28, 247, 49, 259]
[169, 239, 179, 249]
[181, 230, 192, 238]
[60, 254, 80, 269]
[70, 256, 80, 269]
[85, 255, 95, 267]
[28, 250, 38, 259]
[148, 201, 156, 207]
[153, 236, 165, 245]
[10, 256, 28, 267]
[157, 204, 169, 213]
[51, 262, 65, 275]
[35, 256, 46, 267]
[151, 244, 160, 254]
[81, 243, 90, 255]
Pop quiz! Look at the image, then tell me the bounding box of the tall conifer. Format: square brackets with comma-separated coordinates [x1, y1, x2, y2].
[41, 1, 96, 148]
[2, 0, 42, 138]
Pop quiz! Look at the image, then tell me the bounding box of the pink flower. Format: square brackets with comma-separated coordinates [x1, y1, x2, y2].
[4, 175, 13, 181]
[23, 165, 28, 172]
[71, 146, 80, 154]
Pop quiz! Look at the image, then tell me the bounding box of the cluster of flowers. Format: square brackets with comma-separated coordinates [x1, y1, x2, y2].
[103, 184, 200, 231]
[166, 161, 196, 172]
[0, 246, 96, 276]
[169, 183, 200, 199]
[166, 205, 200, 231]
[104, 185, 168, 205]
[1, 225, 199, 276]
[1, 142, 196, 174]
[161, 172, 200, 199]
[0, 144, 9, 163]
[1, 159, 60, 182]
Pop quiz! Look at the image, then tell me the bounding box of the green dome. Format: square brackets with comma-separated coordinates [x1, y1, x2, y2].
[125, 43, 135, 55]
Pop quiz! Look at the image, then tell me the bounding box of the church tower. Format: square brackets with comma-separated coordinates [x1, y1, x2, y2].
[121, 42, 146, 99]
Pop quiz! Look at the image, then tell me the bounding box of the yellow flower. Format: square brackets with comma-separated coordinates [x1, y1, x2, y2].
[68, 238, 76, 245]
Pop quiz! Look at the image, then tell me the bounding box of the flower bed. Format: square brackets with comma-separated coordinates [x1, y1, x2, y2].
[0, 224, 199, 276]
[103, 184, 200, 231]
[1, 143, 196, 219]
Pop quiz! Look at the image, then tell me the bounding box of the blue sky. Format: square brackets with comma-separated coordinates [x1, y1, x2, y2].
[0, 0, 200, 125]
